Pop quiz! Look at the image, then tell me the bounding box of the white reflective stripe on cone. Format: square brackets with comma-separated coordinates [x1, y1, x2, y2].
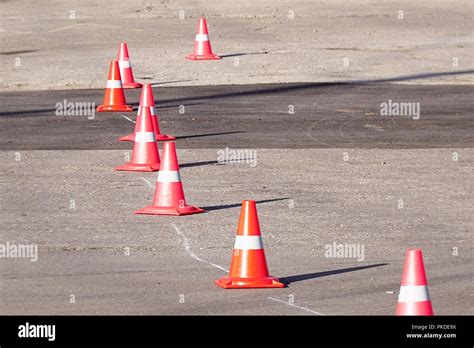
[106, 80, 123, 89]
[398, 285, 430, 302]
[234, 235, 263, 250]
[137, 106, 155, 116]
[157, 171, 181, 183]
[118, 60, 131, 69]
[195, 34, 209, 41]
[134, 132, 156, 142]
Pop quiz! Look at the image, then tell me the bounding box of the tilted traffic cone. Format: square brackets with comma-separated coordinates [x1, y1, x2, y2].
[119, 83, 175, 142]
[186, 17, 221, 60]
[395, 249, 434, 315]
[115, 106, 160, 172]
[117, 42, 142, 89]
[216, 200, 285, 289]
[97, 60, 133, 112]
[134, 141, 204, 216]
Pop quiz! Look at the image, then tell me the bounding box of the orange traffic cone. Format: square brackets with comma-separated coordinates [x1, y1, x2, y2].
[216, 200, 285, 289]
[97, 60, 133, 112]
[134, 141, 204, 216]
[115, 106, 160, 172]
[186, 17, 221, 60]
[395, 249, 434, 315]
[119, 83, 175, 142]
[117, 42, 142, 89]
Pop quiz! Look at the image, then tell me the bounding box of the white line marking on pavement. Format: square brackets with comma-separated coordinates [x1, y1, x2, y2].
[120, 115, 136, 123]
[138, 177, 154, 190]
[267, 297, 325, 315]
[170, 224, 321, 315]
[171, 223, 229, 272]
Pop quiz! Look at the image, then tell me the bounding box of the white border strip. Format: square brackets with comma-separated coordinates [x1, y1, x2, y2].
[157, 170, 181, 183]
[234, 235, 263, 250]
[106, 80, 122, 88]
[119, 60, 131, 69]
[398, 285, 430, 302]
[134, 132, 156, 143]
[195, 34, 209, 41]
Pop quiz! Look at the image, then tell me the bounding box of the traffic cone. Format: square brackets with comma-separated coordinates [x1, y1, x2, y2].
[115, 106, 160, 172]
[119, 84, 175, 142]
[134, 141, 204, 216]
[117, 42, 142, 89]
[216, 200, 285, 289]
[97, 60, 133, 112]
[186, 17, 221, 60]
[395, 249, 434, 315]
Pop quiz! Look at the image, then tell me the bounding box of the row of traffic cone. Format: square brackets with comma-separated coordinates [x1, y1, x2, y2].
[97, 19, 433, 315]
[217, 200, 434, 315]
[98, 16, 221, 111]
[114, 94, 203, 215]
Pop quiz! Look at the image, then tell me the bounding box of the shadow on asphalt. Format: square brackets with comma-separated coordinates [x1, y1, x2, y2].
[280, 263, 389, 285]
[2, 69, 473, 117]
[202, 197, 289, 212]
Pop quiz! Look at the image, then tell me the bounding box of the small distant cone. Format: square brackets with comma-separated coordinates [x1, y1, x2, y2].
[117, 42, 142, 89]
[134, 141, 204, 216]
[115, 107, 160, 172]
[395, 249, 434, 315]
[119, 84, 175, 142]
[97, 60, 133, 112]
[186, 17, 221, 60]
[215, 200, 285, 289]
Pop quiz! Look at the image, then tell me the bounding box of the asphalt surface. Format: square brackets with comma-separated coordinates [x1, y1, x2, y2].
[1, 83, 473, 150]
[0, 83, 473, 315]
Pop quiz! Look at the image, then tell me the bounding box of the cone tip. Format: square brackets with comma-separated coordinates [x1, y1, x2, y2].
[407, 248, 423, 255]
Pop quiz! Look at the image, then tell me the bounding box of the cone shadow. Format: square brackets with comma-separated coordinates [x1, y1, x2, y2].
[181, 157, 256, 168]
[180, 160, 220, 168]
[202, 198, 289, 212]
[280, 263, 388, 285]
[175, 130, 246, 140]
[220, 52, 269, 58]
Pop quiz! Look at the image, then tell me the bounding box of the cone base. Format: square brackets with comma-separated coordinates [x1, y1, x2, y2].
[97, 104, 133, 112]
[134, 205, 205, 216]
[186, 53, 221, 60]
[156, 134, 176, 141]
[119, 133, 135, 142]
[215, 276, 285, 289]
[122, 82, 143, 89]
[115, 162, 160, 172]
